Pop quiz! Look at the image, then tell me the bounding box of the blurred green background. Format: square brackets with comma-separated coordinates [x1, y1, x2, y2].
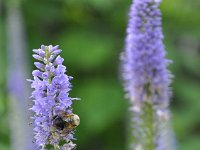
[0, 0, 200, 150]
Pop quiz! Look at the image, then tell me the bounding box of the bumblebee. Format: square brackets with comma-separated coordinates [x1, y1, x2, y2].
[53, 111, 80, 135]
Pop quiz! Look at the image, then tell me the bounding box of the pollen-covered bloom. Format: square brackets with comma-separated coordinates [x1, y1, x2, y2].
[28, 45, 79, 150]
[121, 0, 176, 149]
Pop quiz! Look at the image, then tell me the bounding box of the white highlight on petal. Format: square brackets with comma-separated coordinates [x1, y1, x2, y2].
[157, 109, 170, 121]
[129, 105, 141, 113]
[154, 0, 162, 3]
[135, 144, 143, 150]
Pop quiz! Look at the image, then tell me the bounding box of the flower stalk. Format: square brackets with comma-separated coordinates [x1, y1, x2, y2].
[121, 0, 176, 149]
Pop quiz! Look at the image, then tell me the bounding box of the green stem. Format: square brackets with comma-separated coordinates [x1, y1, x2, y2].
[54, 144, 60, 150]
[45, 47, 52, 84]
[145, 101, 155, 150]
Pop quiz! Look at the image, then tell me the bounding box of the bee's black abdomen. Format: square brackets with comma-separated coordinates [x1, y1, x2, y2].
[54, 117, 65, 130]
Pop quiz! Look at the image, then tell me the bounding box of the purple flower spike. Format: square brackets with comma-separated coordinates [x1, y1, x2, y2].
[122, 0, 172, 107]
[29, 45, 80, 150]
[121, 0, 176, 149]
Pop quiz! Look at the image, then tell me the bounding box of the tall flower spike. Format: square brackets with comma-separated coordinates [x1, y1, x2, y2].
[28, 45, 80, 150]
[121, 0, 176, 149]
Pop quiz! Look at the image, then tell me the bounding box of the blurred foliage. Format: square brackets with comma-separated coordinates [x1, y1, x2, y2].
[0, 0, 200, 149]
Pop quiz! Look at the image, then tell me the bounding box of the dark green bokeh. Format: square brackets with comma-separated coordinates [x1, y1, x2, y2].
[0, 0, 200, 149]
